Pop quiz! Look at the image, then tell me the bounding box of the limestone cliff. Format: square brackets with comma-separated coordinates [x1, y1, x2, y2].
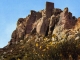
[0, 1, 80, 60]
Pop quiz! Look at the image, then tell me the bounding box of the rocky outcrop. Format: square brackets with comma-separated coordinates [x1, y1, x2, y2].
[10, 10, 42, 45]
[58, 7, 76, 29]
[1, 1, 80, 60]
[9, 2, 79, 45]
[74, 17, 80, 30]
[52, 7, 77, 41]
[25, 10, 36, 34]
[36, 16, 49, 36]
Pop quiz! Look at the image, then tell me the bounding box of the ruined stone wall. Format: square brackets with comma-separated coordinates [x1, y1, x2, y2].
[46, 2, 54, 18]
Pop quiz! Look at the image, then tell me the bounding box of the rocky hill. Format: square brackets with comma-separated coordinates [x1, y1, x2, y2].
[0, 2, 80, 60]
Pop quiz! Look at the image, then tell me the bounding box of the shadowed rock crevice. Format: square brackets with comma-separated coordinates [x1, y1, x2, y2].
[45, 26, 49, 36]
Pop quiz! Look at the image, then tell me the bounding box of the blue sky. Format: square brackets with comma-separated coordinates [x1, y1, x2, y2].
[0, 0, 80, 48]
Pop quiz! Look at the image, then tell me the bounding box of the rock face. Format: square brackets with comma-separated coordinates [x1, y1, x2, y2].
[9, 2, 56, 45]
[8, 1, 80, 45]
[36, 16, 49, 35]
[52, 7, 78, 40]
[58, 7, 76, 29]
[75, 17, 80, 30]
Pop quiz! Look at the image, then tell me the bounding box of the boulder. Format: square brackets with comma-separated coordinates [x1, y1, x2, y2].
[36, 16, 49, 36]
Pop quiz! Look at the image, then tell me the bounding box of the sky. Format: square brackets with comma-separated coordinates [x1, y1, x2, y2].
[0, 0, 80, 48]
